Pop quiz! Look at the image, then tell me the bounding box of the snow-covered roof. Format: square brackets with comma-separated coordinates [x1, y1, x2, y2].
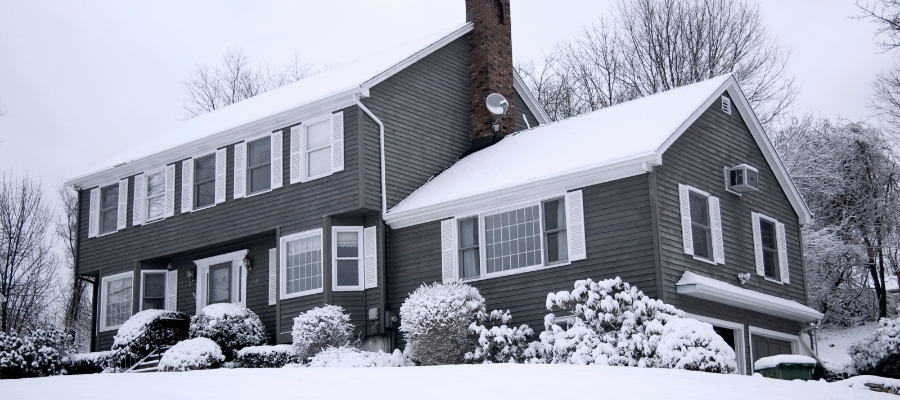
[67, 22, 483, 188]
[384, 74, 812, 228]
[676, 271, 824, 322]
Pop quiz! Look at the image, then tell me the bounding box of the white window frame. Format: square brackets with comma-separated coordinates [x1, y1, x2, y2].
[100, 271, 133, 332]
[302, 114, 335, 182]
[142, 166, 168, 224]
[280, 228, 324, 300]
[244, 133, 274, 198]
[463, 194, 572, 282]
[752, 212, 789, 285]
[748, 326, 800, 366]
[97, 180, 122, 237]
[190, 150, 218, 211]
[332, 226, 365, 291]
[680, 184, 725, 265]
[139, 270, 168, 311]
[193, 249, 249, 314]
[686, 313, 747, 375]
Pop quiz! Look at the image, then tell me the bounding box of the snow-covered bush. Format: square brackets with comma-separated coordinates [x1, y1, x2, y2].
[849, 312, 900, 377]
[234, 345, 301, 368]
[63, 351, 113, 375]
[651, 318, 736, 373]
[111, 309, 189, 360]
[400, 282, 486, 365]
[465, 310, 534, 364]
[158, 337, 224, 372]
[0, 327, 73, 379]
[529, 277, 735, 373]
[307, 347, 413, 367]
[291, 305, 355, 360]
[190, 304, 267, 361]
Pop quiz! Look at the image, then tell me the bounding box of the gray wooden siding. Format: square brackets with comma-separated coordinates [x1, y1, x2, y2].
[386, 174, 657, 347]
[653, 91, 808, 337]
[513, 90, 539, 131]
[361, 35, 472, 210]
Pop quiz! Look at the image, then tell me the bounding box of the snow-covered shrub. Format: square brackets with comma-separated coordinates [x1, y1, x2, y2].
[651, 318, 736, 373]
[291, 305, 355, 360]
[111, 309, 189, 360]
[849, 313, 900, 377]
[63, 351, 113, 375]
[307, 347, 413, 367]
[400, 282, 486, 365]
[234, 345, 300, 368]
[158, 337, 224, 372]
[465, 310, 534, 364]
[0, 327, 73, 379]
[189, 304, 267, 361]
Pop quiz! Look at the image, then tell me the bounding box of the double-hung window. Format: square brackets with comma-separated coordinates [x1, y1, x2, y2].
[140, 271, 167, 311]
[145, 170, 166, 222]
[280, 229, 323, 299]
[441, 191, 586, 283]
[751, 212, 789, 284]
[99, 184, 119, 235]
[305, 119, 332, 179]
[247, 137, 272, 195]
[678, 184, 724, 265]
[289, 112, 345, 184]
[193, 154, 216, 209]
[333, 227, 363, 290]
[100, 272, 133, 331]
[132, 164, 175, 226]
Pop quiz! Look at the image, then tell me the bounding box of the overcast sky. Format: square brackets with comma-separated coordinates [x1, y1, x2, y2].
[0, 0, 895, 207]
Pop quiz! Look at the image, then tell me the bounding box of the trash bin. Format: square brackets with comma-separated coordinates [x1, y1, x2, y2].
[754, 355, 817, 381]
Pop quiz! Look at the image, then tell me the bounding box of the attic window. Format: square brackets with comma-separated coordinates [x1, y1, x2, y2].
[721, 96, 731, 115]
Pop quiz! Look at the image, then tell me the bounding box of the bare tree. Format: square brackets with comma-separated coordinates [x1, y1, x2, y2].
[0, 175, 60, 334]
[56, 184, 91, 351]
[183, 48, 316, 118]
[517, 0, 796, 125]
[857, 0, 900, 51]
[0, 99, 6, 117]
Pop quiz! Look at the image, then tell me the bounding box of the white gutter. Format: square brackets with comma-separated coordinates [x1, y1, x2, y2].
[355, 96, 387, 215]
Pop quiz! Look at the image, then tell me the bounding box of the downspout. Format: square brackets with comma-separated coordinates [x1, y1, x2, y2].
[800, 322, 823, 366]
[355, 95, 387, 215]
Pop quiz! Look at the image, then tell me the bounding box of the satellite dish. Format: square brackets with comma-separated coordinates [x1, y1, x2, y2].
[486, 93, 509, 116]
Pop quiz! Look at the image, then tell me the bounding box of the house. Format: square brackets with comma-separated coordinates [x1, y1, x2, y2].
[66, 0, 822, 374]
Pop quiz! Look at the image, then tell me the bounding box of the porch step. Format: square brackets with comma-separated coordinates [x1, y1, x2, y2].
[126, 347, 169, 373]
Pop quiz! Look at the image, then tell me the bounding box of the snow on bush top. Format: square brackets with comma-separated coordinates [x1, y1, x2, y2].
[848, 314, 900, 374]
[68, 351, 113, 362]
[112, 309, 178, 348]
[307, 347, 412, 368]
[653, 318, 737, 373]
[201, 303, 249, 319]
[158, 337, 224, 372]
[400, 282, 486, 365]
[291, 305, 354, 359]
[237, 344, 297, 357]
[753, 354, 816, 370]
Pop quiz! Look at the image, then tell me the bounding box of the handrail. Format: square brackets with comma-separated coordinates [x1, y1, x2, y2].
[106, 316, 189, 372]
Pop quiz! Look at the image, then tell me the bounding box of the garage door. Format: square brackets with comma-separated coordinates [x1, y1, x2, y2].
[752, 335, 793, 363]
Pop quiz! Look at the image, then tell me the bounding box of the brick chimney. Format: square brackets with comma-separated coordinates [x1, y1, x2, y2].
[467, 0, 515, 150]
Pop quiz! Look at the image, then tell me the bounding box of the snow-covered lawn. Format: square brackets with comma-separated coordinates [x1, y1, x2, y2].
[0, 364, 893, 400]
[818, 322, 879, 370]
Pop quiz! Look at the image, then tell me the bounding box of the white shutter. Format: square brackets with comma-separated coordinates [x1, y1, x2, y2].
[751, 213, 765, 276]
[440, 219, 457, 283]
[709, 196, 725, 264]
[565, 190, 587, 261]
[117, 179, 128, 230]
[233, 142, 246, 199]
[364, 226, 378, 289]
[166, 270, 178, 311]
[268, 248, 277, 306]
[181, 159, 193, 213]
[776, 221, 789, 284]
[679, 184, 694, 255]
[164, 164, 175, 217]
[132, 174, 145, 226]
[215, 148, 227, 204]
[331, 111, 344, 173]
[290, 125, 302, 184]
[88, 188, 99, 238]
[271, 132, 283, 189]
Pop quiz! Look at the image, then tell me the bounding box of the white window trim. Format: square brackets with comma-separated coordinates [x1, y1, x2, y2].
[459, 193, 572, 283]
[332, 226, 365, 291]
[685, 313, 747, 375]
[193, 249, 249, 314]
[748, 326, 800, 365]
[99, 271, 134, 332]
[189, 150, 219, 212]
[280, 228, 325, 300]
[754, 212, 785, 285]
[96, 179, 124, 237]
[139, 270, 168, 311]
[141, 166, 168, 224]
[244, 133, 275, 198]
[680, 184, 723, 265]
[301, 113, 335, 182]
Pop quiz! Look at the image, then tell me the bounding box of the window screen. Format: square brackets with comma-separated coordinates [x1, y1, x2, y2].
[760, 219, 780, 280]
[99, 184, 119, 234]
[335, 231, 359, 287]
[145, 171, 166, 221]
[247, 137, 271, 194]
[458, 217, 480, 279]
[689, 192, 713, 260]
[141, 273, 166, 310]
[543, 199, 568, 264]
[194, 154, 216, 208]
[305, 120, 331, 178]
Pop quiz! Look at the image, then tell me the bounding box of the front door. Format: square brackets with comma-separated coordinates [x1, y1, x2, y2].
[207, 262, 232, 305]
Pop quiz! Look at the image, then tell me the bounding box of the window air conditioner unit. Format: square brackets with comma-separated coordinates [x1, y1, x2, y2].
[726, 164, 759, 193]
